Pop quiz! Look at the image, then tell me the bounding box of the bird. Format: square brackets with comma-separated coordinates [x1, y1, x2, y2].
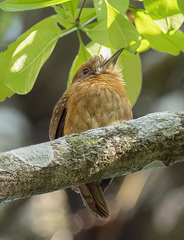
[49, 48, 133, 219]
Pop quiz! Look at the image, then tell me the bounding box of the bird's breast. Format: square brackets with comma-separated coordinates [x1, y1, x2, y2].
[63, 77, 132, 135]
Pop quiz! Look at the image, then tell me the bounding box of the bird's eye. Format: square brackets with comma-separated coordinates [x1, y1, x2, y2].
[82, 68, 90, 76]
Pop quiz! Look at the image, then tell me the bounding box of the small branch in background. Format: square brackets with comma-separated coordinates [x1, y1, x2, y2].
[76, 0, 86, 22]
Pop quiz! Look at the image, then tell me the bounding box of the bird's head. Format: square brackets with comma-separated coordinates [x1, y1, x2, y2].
[72, 48, 124, 83]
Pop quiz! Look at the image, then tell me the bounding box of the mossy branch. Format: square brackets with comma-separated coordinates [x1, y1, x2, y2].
[1, 112, 184, 203]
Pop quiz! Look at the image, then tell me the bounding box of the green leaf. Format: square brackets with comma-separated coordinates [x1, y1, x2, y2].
[62, 0, 80, 16]
[136, 39, 150, 52]
[92, 1, 140, 51]
[133, 9, 184, 55]
[93, 0, 129, 22]
[105, 0, 118, 27]
[54, 6, 74, 28]
[108, 0, 129, 15]
[109, 13, 141, 52]
[153, 14, 184, 34]
[0, 55, 14, 101]
[178, 0, 184, 14]
[83, 20, 111, 47]
[120, 52, 142, 107]
[86, 41, 111, 57]
[0, 14, 62, 100]
[93, 0, 107, 22]
[168, 13, 184, 30]
[78, 8, 96, 26]
[105, 2, 141, 52]
[0, 0, 71, 11]
[67, 40, 92, 87]
[144, 0, 184, 33]
[144, 0, 182, 19]
[86, 41, 102, 56]
[54, 7, 96, 28]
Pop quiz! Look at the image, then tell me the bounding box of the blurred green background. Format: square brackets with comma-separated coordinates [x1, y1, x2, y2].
[1, 1, 184, 240]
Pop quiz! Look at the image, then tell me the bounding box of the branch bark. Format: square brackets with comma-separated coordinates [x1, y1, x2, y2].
[1, 112, 184, 203]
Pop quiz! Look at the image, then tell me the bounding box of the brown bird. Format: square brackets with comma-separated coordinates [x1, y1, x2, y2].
[49, 48, 133, 218]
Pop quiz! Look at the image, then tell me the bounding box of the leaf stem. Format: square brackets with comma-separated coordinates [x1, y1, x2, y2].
[77, 28, 83, 45]
[80, 15, 97, 27]
[58, 14, 96, 39]
[58, 26, 77, 38]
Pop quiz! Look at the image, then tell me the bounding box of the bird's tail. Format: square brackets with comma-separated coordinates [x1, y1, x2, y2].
[78, 182, 109, 219]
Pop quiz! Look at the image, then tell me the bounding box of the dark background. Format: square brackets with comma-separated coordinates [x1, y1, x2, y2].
[1, 2, 184, 240]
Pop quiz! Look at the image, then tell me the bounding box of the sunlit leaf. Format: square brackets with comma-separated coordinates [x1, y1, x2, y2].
[0, 14, 62, 101]
[144, 0, 184, 33]
[86, 41, 111, 58]
[0, 0, 71, 11]
[133, 9, 184, 55]
[86, 41, 102, 55]
[144, 0, 182, 19]
[153, 14, 184, 34]
[136, 39, 150, 52]
[0, 53, 14, 100]
[105, 2, 141, 52]
[93, 0, 129, 23]
[105, 0, 118, 27]
[108, 13, 141, 52]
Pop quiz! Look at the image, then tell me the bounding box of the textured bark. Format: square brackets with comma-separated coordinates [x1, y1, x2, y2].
[1, 112, 184, 203]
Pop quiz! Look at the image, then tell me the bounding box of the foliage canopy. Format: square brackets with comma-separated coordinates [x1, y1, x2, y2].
[0, 0, 184, 105]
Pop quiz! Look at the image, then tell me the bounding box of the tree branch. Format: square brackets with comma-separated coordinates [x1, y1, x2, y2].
[1, 112, 184, 203]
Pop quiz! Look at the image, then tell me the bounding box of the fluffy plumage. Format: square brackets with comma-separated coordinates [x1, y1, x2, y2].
[49, 50, 132, 218]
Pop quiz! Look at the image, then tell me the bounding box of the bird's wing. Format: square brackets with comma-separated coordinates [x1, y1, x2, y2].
[49, 96, 68, 140]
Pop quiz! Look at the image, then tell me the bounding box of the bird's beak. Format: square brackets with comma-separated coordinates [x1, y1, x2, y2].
[103, 48, 124, 67]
